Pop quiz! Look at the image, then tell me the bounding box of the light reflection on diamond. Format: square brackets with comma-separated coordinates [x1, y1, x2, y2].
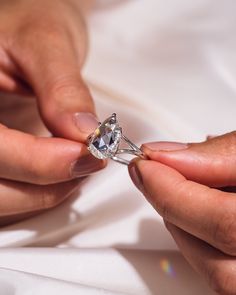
[88, 114, 122, 159]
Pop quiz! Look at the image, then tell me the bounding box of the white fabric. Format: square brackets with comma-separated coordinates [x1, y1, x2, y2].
[0, 0, 234, 293]
[0, 248, 212, 295]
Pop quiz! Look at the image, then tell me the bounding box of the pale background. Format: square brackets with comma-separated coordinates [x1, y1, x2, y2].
[0, 0, 235, 294]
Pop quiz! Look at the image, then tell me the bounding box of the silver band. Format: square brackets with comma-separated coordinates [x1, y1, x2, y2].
[111, 135, 146, 165]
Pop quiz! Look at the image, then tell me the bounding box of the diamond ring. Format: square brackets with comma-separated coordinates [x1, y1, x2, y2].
[87, 113, 146, 165]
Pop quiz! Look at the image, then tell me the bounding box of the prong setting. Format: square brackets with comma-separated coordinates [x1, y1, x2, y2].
[87, 113, 146, 164]
[87, 114, 122, 159]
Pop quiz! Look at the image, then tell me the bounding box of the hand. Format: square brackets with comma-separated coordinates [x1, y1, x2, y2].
[0, 0, 97, 140]
[0, 0, 105, 226]
[129, 131, 236, 294]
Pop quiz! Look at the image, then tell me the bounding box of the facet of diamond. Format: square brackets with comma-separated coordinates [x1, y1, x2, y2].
[87, 113, 122, 159]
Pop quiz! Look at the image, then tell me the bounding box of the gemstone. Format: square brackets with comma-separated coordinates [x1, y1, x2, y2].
[87, 113, 122, 159]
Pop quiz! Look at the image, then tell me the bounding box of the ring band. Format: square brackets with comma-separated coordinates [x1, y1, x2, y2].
[87, 113, 146, 165]
[111, 134, 146, 165]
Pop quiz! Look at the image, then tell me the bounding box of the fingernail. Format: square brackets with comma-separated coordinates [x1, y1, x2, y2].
[71, 154, 104, 177]
[143, 141, 188, 152]
[128, 160, 145, 193]
[74, 112, 99, 134]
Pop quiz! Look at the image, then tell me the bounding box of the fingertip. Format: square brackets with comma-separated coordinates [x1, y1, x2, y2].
[136, 158, 174, 180]
[28, 137, 106, 184]
[41, 109, 98, 143]
[74, 112, 99, 136]
[136, 159, 187, 198]
[142, 142, 188, 166]
[129, 158, 179, 194]
[37, 71, 98, 142]
[71, 152, 107, 178]
[128, 158, 145, 193]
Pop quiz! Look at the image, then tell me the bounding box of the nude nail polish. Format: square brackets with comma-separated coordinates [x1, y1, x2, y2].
[71, 154, 104, 177]
[143, 141, 189, 152]
[128, 160, 145, 193]
[74, 112, 98, 134]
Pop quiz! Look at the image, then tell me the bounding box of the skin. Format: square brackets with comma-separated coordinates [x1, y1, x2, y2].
[129, 131, 236, 295]
[1, 1, 235, 293]
[0, 0, 105, 225]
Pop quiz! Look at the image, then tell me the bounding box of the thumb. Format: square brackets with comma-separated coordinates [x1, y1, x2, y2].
[142, 131, 236, 187]
[37, 71, 98, 142]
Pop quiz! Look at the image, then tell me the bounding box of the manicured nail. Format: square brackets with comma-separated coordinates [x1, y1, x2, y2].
[74, 112, 98, 134]
[143, 141, 189, 152]
[128, 160, 145, 193]
[71, 154, 104, 177]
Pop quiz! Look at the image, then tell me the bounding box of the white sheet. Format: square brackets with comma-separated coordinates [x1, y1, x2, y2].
[0, 0, 234, 294]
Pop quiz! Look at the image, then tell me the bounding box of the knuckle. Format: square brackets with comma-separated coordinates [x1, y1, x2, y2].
[14, 18, 71, 56]
[212, 211, 236, 255]
[44, 74, 91, 110]
[208, 265, 236, 295]
[19, 19, 65, 40]
[40, 22, 65, 39]
[47, 75, 80, 99]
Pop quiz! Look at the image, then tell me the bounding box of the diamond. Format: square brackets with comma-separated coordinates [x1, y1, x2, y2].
[87, 113, 122, 159]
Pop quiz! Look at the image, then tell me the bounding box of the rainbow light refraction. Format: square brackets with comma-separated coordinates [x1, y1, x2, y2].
[160, 258, 176, 277]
